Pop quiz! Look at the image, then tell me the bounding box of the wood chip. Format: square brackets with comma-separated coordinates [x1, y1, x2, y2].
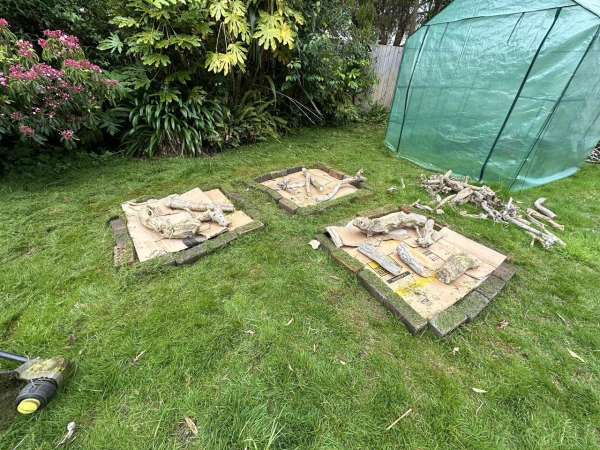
[309, 239, 321, 249]
[243, 330, 255, 334]
[387, 186, 398, 193]
[386, 408, 412, 430]
[184, 417, 198, 435]
[64, 334, 76, 349]
[339, 360, 346, 365]
[452, 347, 459, 356]
[288, 363, 294, 372]
[330, 275, 340, 280]
[286, 317, 294, 326]
[567, 348, 585, 362]
[471, 388, 487, 393]
[496, 320, 510, 329]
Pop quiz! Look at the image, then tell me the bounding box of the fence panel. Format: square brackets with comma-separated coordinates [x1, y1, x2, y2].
[370, 44, 403, 107]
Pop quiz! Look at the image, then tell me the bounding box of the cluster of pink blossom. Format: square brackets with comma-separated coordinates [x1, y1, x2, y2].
[102, 78, 121, 87]
[10, 111, 24, 121]
[17, 40, 35, 58]
[9, 65, 38, 80]
[0, 18, 8, 28]
[63, 58, 102, 73]
[43, 85, 71, 108]
[0, 71, 7, 87]
[60, 129, 74, 140]
[19, 125, 35, 136]
[31, 107, 42, 115]
[34, 63, 63, 80]
[43, 30, 80, 49]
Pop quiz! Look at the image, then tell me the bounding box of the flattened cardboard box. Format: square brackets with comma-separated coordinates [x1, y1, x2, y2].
[326, 222, 506, 319]
[122, 188, 253, 262]
[262, 168, 358, 207]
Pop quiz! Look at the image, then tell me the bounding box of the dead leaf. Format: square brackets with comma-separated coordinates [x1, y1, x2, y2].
[471, 388, 487, 394]
[131, 350, 146, 365]
[452, 347, 459, 356]
[309, 240, 320, 250]
[330, 275, 340, 280]
[567, 348, 585, 362]
[286, 317, 294, 326]
[56, 421, 75, 447]
[184, 417, 198, 435]
[64, 334, 76, 349]
[243, 330, 255, 335]
[496, 320, 510, 329]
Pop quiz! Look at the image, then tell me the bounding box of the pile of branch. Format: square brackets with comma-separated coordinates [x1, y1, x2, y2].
[587, 146, 600, 164]
[275, 168, 365, 202]
[418, 171, 565, 249]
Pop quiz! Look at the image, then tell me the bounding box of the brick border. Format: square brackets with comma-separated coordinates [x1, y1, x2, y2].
[317, 207, 516, 337]
[110, 189, 264, 269]
[247, 163, 374, 216]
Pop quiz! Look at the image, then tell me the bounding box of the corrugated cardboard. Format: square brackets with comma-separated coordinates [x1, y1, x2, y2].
[121, 188, 252, 262]
[262, 169, 358, 207]
[333, 224, 506, 319]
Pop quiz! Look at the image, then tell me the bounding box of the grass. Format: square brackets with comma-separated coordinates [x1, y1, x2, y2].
[0, 124, 599, 449]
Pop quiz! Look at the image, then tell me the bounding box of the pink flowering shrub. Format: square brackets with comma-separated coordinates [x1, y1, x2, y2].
[0, 18, 123, 164]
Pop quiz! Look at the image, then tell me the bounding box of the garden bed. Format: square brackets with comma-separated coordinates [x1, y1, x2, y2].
[247, 163, 373, 215]
[316, 205, 516, 337]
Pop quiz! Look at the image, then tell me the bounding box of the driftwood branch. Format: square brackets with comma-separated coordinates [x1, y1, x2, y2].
[526, 208, 563, 231]
[197, 205, 230, 227]
[358, 243, 402, 276]
[165, 195, 234, 212]
[302, 168, 312, 197]
[277, 177, 306, 193]
[353, 212, 427, 238]
[416, 218, 436, 248]
[316, 169, 365, 202]
[396, 243, 432, 277]
[435, 253, 480, 284]
[534, 198, 557, 219]
[138, 205, 204, 239]
[303, 168, 324, 191]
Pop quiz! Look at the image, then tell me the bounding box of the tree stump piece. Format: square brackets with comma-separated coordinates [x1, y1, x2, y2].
[435, 253, 480, 284]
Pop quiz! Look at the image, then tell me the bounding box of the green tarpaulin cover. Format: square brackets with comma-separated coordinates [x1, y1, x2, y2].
[385, 0, 600, 190]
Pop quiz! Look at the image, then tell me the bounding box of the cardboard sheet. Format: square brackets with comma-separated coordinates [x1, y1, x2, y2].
[121, 188, 252, 262]
[262, 169, 358, 207]
[332, 223, 506, 319]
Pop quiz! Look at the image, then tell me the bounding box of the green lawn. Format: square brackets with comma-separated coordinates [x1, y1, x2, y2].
[1, 124, 599, 449]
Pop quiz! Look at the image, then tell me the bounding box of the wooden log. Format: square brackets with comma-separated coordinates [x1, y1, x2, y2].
[138, 205, 203, 239]
[164, 195, 234, 212]
[302, 168, 312, 197]
[416, 218, 436, 248]
[534, 198, 557, 219]
[358, 243, 402, 276]
[303, 168, 324, 191]
[435, 253, 480, 284]
[197, 205, 230, 227]
[353, 212, 428, 238]
[316, 169, 366, 202]
[396, 243, 432, 277]
[526, 208, 564, 231]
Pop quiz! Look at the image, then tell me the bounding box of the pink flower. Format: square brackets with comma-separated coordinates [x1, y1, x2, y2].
[38, 38, 48, 49]
[60, 129, 74, 140]
[103, 79, 120, 87]
[19, 125, 35, 136]
[31, 107, 42, 115]
[34, 63, 63, 79]
[17, 40, 35, 58]
[64, 58, 101, 73]
[10, 111, 24, 121]
[0, 71, 7, 87]
[8, 65, 38, 80]
[0, 18, 8, 28]
[43, 30, 80, 49]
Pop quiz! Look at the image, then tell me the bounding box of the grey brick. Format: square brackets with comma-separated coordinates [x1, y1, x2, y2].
[475, 275, 506, 300]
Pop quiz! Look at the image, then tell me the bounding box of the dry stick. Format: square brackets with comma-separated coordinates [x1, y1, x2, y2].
[526, 208, 564, 231]
[358, 243, 403, 276]
[436, 194, 456, 208]
[401, 178, 406, 189]
[557, 313, 569, 326]
[534, 197, 557, 219]
[386, 408, 412, 431]
[302, 168, 312, 197]
[316, 169, 365, 202]
[396, 242, 432, 277]
[410, 199, 434, 213]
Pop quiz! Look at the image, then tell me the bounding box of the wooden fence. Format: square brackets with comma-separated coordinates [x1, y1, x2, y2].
[369, 44, 403, 107]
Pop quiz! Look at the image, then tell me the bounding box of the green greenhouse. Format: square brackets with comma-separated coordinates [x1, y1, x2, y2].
[385, 0, 600, 190]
